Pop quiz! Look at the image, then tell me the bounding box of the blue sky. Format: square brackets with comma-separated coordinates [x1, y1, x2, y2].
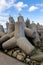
[0, 0, 43, 28]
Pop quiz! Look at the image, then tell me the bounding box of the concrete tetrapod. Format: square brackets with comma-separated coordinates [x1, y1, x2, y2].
[0, 31, 14, 45]
[0, 34, 10, 45]
[0, 24, 5, 37]
[15, 16, 35, 55]
[24, 27, 35, 38]
[0, 32, 5, 37]
[8, 31, 15, 38]
[6, 22, 9, 33]
[0, 25, 4, 32]
[30, 52, 43, 61]
[17, 37, 35, 54]
[32, 32, 41, 46]
[8, 23, 15, 33]
[6, 16, 15, 33]
[25, 18, 30, 28]
[2, 15, 35, 53]
[4, 31, 14, 38]
[30, 23, 40, 46]
[24, 27, 40, 46]
[2, 37, 16, 49]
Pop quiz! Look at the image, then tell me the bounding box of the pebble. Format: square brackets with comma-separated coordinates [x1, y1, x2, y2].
[16, 53, 25, 61]
[25, 58, 30, 64]
[4, 50, 7, 53]
[7, 50, 13, 56]
[12, 50, 20, 58]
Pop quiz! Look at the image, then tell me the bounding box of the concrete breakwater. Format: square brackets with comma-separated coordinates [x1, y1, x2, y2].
[0, 15, 43, 65]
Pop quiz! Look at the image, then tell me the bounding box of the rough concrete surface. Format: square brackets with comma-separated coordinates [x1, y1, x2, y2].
[0, 52, 27, 65]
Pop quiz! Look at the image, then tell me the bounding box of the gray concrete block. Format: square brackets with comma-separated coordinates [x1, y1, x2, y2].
[24, 27, 34, 38]
[17, 37, 35, 54]
[0, 34, 10, 45]
[2, 37, 16, 49]
[0, 32, 5, 37]
[0, 25, 4, 32]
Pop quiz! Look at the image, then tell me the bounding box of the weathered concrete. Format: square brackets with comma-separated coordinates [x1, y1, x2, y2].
[0, 24, 4, 32]
[15, 16, 25, 38]
[41, 62, 43, 65]
[24, 27, 35, 38]
[15, 16, 35, 54]
[17, 37, 35, 54]
[6, 22, 9, 32]
[2, 15, 35, 54]
[6, 16, 15, 33]
[0, 34, 10, 45]
[9, 16, 15, 23]
[15, 22, 25, 38]
[0, 32, 5, 37]
[25, 18, 30, 28]
[30, 51, 43, 61]
[2, 37, 16, 49]
[32, 31, 41, 46]
[30, 23, 40, 46]
[0, 24, 5, 37]
[8, 31, 15, 38]
[0, 31, 14, 45]
[8, 23, 15, 33]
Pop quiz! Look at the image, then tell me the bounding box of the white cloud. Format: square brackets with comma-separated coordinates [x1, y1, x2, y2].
[28, 6, 38, 12]
[0, 12, 9, 17]
[0, 0, 15, 12]
[0, 0, 28, 27]
[36, 4, 43, 7]
[0, 16, 8, 21]
[14, 2, 28, 11]
[0, 22, 6, 28]
[0, 16, 8, 28]
[36, 4, 43, 12]
[0, 0, 28, 12]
